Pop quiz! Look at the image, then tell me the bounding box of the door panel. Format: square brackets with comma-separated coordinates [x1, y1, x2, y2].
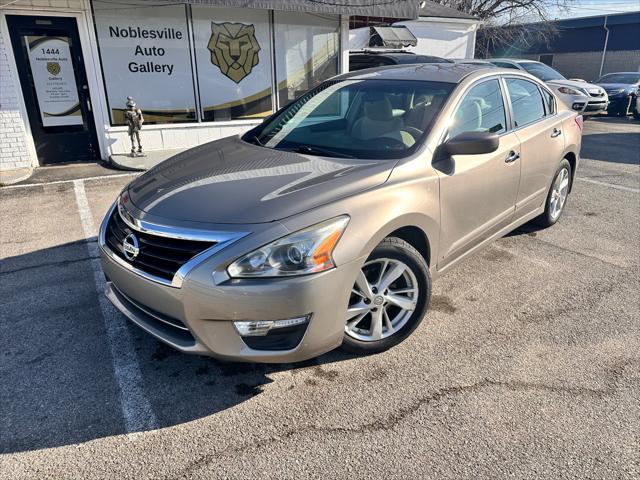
[436, 132, 521, 267]
[6, 15, 98, 164]
[503, 77, 565, 217]
[514, 116, 565, 216]
[436, 78, 521, 268]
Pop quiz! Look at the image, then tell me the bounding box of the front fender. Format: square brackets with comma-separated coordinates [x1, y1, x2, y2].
[280, 159, 441, 272]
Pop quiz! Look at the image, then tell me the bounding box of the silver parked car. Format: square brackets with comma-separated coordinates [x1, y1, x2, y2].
[100, 64, 583, 362]
[488, 59, 608, 114]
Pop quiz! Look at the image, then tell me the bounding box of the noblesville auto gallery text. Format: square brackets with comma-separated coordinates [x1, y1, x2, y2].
[107, 26, 181, 75]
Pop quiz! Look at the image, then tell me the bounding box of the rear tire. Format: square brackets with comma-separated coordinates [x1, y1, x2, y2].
[535, 159, 572, 228]
[341, 237, 431, 355]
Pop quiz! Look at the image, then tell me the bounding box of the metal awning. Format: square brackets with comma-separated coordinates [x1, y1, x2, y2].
[147, 0, 419, 19]
[369, 25, 417, 47]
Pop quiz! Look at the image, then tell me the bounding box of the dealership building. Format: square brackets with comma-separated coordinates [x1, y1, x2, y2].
[0, 0, 418, 182]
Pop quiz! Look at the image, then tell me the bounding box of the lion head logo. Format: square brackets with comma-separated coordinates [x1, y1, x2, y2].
[47, 62, 61, 76]
[207, 22, 260, 83]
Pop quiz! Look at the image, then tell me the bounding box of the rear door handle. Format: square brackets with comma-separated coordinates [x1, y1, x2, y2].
[551, 128, 562, 138]
[505, 151, 520, 163]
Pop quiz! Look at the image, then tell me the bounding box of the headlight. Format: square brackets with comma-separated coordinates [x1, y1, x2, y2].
[608, 88, 625, 95]
[558, 86, 585, 96]
[227, 216, 349, 277]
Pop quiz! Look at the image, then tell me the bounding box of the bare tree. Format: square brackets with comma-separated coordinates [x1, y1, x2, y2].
[428, 0, 576, 57]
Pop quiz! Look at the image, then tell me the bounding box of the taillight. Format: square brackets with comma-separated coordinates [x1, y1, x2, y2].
[575, 115, 584, 130]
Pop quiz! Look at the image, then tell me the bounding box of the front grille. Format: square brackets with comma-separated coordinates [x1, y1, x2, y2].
[584, 103, 606, 111]
[105, 208, 216, 282]
[589, 92, 604, 97]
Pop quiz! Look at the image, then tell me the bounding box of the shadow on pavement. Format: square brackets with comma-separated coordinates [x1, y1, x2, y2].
[0, 240, 355, 454]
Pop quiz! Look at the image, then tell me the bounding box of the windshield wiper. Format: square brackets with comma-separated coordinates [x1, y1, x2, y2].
[291, 145, 355, 159]
[245, 134, 265, 147]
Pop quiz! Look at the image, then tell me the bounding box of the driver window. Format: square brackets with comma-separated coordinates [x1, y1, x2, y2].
[449, 79, 507, 139]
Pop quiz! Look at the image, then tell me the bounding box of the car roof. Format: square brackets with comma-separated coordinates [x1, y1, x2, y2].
[336, 63, 499, 84]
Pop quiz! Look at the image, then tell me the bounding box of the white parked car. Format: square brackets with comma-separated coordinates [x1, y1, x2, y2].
[488, 59, 608, 115]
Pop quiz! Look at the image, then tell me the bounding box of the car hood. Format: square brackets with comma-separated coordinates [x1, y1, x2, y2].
[125, 136, 396, 225]
[597, 82, 635, 91]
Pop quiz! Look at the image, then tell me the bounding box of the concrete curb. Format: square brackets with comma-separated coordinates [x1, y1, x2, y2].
[109, 148, 186, 171]
[0, 167, 33, 185]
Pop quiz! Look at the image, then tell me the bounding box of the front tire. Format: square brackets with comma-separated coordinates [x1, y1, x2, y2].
[535, 159, 572, 228]
[341, 237, 431, 355]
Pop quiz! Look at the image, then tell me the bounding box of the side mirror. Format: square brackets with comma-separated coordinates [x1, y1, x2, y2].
[440, 131, 500, 156]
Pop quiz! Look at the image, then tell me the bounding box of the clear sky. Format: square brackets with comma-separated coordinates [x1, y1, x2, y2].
[549, 0, 640, 19]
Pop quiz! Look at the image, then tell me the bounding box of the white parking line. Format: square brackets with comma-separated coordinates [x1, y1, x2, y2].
[73, 179, 157, 433]
[576, 177, 640, 193]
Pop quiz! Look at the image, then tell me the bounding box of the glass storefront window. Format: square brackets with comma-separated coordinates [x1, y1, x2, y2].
[92, 3, 341, 125]
[92, 0, 197, 125]
[191, 6, 273, 121]
[273, 12, 339, 108]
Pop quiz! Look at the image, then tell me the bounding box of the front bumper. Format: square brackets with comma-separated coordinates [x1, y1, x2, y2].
[100, 239, 362, 363]
[565, 95, 608, 114]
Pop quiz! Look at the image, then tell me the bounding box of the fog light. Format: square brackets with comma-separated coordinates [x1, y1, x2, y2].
[234, 316, 310, 337]
[572, 102, 584, 110]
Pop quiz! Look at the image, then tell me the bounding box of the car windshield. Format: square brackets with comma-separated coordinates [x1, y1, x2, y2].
[519, 62, 566, 81]
[596, 73, 640, 84]
[245, 79, 455, 159]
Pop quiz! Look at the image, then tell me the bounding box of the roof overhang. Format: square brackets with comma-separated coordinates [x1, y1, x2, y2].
[146, 0, 419, 18]
[369, 25, 417, 47]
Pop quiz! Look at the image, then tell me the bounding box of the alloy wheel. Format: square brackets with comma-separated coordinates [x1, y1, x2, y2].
[550, 167, 570, 220]
[345, 258, 418, 342]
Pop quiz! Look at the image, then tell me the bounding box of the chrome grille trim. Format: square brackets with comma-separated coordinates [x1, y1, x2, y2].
[99, 201, 250, 288]
[116, 198, 247, 243]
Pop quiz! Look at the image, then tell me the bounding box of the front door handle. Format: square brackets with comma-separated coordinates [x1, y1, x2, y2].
[505, 151, 520, 163]
[551, 128, 562, 138]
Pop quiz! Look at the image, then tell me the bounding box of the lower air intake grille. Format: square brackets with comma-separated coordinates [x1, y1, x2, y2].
[105, 208, 216, 282]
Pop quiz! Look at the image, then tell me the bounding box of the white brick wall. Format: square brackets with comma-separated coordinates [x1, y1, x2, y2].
[0, 33, 33, 172]
[5, 0, 86, 11]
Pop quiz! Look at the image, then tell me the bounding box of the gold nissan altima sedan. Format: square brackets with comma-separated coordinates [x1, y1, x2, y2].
[99, 64, 583, 362]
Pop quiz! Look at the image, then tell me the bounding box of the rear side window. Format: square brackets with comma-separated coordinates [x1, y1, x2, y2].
[505, 78, 546, 127]
[449, 79, 507, 138]
[541, 88, 556, 115]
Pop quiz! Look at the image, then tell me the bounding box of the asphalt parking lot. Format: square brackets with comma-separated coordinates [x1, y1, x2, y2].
[1, 116, 639, 479]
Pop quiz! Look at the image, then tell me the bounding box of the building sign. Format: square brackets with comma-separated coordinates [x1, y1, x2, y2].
[192, 7, 273, 121]
[208, 22, 261, 84]
[27, 36, 82, 127]
[93, 0, 196, 124]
